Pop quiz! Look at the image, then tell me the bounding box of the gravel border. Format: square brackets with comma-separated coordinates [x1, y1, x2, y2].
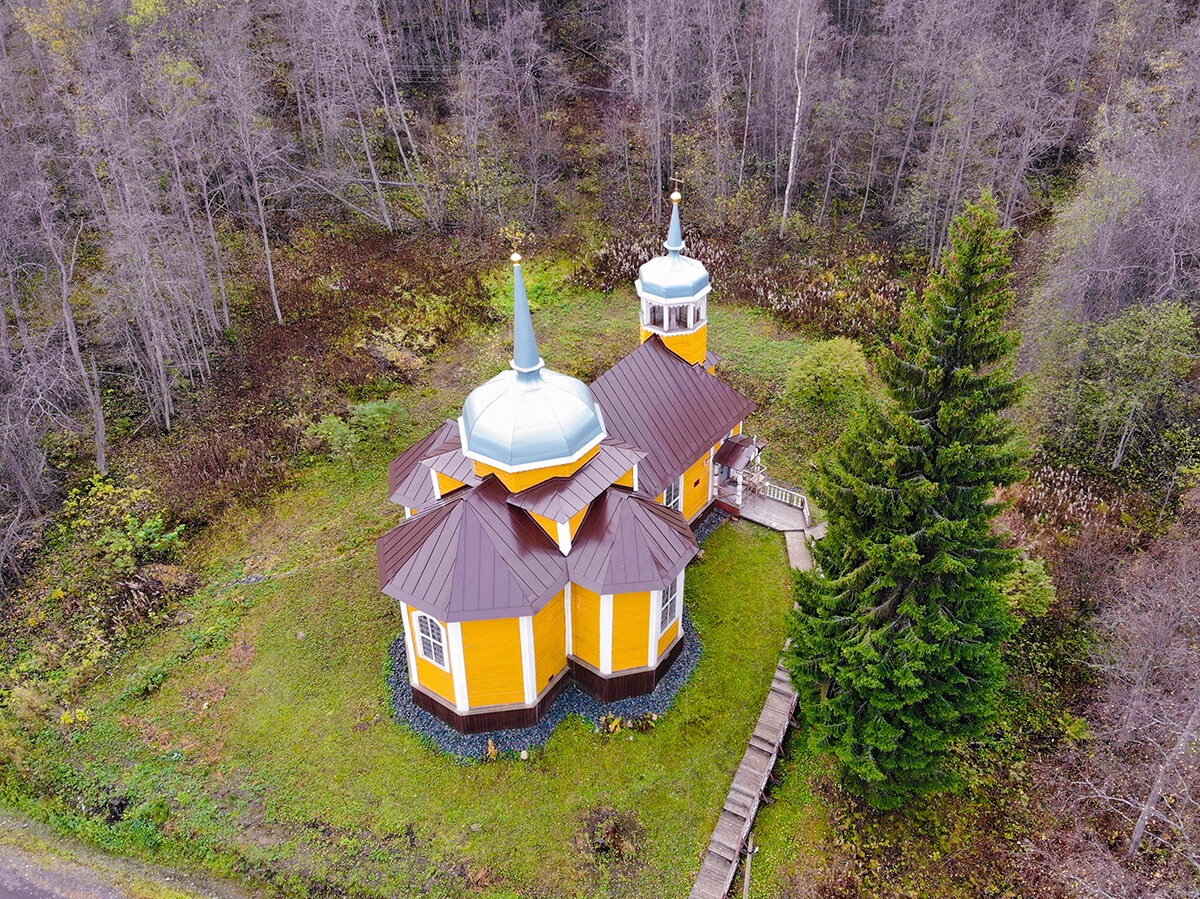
[387, 609, 702, 760]
[692, 506, 729, 545]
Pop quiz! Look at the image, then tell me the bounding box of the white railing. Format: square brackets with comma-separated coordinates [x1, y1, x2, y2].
[758, 479, 810, 525]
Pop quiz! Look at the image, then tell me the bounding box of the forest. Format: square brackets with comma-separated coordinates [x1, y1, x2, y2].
[1, 0, 1198, 896]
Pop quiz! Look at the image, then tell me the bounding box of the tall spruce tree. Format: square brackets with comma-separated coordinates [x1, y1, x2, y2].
[788, 192, 1025, 808]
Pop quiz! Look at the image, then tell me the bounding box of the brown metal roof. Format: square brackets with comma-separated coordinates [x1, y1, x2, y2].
[507, 439, 646, 521]
[713, 433, 762, 470]
[568, 487, 699, 594]
[377, 477, 567, 622]
[425, 447, 481, 487]
[387, 421, 483, 510]
[591, 337, 756, 499]
[387, 420, 458, 508]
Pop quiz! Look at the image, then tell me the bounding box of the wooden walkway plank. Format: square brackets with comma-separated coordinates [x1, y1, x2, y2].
[688, 663, 798, 899]
[690, 494, 819, 898]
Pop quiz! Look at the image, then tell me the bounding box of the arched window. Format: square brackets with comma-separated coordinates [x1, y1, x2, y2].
[414, 613, 448, 669]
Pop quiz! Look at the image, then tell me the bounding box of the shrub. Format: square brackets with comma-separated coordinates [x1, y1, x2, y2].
[305, 398, 407, 460]
[159, 429, 286, 525]
[785, 338, 870, 412]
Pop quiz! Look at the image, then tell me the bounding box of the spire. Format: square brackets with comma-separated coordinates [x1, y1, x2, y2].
[510, 253, 544, 376]
[663, 191, 684, 254]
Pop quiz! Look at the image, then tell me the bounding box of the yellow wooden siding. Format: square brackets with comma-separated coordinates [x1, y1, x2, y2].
[460, 618, 524, 708]
[436, 472, 467, 496]
[533, 592, 567, 693]
[611, 591, 651, 672]
[474, 444, 600, 493]
[682, 454, 711, 520]
[657, 618, 680, 657]
[640, 325, 707, 365]
[732, 421, 742, 436]
[408, 609, 454, 704]
[571, 583, 602, 669]
[568, 505, 589, 539]
[529, 511, 558, 544]
[615, 467, 635, 488]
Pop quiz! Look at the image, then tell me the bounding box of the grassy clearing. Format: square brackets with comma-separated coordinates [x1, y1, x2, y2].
[6, 254, 831, 897]
[38, 499, 799, 896]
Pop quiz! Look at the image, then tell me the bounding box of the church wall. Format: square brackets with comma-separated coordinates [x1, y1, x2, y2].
[436, 472, 467, 496]
[611, 590, 652, 672]
[615, 468, 635, 488]
[657, 619, 680, 658]
[568, 505, 589, 539]
[571, 583, 602, 669]
[533, 591, 567, 694]
[474, 444, 600, 493]
[641, 325, 708, 366]
[528, 511, 559, 544]
[461, 618, 524, 707]
[682, 453, 712, 520]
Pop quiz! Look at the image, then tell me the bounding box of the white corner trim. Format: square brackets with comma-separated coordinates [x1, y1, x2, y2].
[519, 615, 537, 705]
[564, 583, 574, 655]
[447, 622, 469, 714]
[600, 593, 614, 675]
[556, 520, 571, 555]
[429, 466, 442, 500]
[404, 507, 413, 519]
[632, 463, 639, 493]
[647, 590, 661, 668]
[673, 570, 685, 627]
[399, 603, 419, 687]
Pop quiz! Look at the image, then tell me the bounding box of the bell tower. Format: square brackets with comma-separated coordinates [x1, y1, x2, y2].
[635, 192, 711, 366]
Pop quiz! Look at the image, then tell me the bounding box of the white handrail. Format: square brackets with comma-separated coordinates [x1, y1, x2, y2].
[757, 479, 810, 525]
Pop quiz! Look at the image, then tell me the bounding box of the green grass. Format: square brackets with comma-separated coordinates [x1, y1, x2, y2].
[5, 257, 834, 897]
[741, 734, 834, 898]
[46, 503, 799, 896]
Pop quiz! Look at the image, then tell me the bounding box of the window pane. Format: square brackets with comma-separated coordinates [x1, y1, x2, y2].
[650, 305, 663, 327]
[432, 643, 445, 666]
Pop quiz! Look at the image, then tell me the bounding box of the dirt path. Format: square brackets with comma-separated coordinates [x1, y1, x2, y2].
[0, 811, 268, 899]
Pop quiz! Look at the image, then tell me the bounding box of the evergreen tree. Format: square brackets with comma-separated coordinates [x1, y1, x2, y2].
[788, 192, 1025, 808]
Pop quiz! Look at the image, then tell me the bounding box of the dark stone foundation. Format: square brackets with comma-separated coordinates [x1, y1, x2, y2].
[412, 634, 685, 733]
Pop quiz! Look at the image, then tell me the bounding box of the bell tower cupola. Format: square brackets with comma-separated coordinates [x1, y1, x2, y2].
[636, 192, 711, 366]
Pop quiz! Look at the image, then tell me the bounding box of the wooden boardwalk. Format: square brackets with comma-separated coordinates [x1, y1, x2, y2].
[688, 662, 798, 899]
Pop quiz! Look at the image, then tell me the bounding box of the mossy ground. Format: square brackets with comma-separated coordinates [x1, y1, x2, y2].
[5, 256, 833, 897]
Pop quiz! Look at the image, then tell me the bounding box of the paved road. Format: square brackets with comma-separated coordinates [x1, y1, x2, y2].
[0, 848, 130, 899]
[0, 813, 263, 899]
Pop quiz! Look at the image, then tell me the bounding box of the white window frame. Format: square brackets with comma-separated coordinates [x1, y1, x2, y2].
[659, 574, 681, 632]
[663, 475, 682, 511]
[413, 612, 449, 671]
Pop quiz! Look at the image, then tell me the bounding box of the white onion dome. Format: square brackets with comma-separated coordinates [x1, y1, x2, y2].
[459, 255, 607, 473]
[637, 192, 710, 301]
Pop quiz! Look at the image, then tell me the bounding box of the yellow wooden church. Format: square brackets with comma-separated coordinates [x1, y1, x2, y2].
[376, 195, 759, 732]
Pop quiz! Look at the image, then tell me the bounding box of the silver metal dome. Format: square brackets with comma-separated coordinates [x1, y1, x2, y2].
[636, 193, 711, 301]
[458, 256, 607, 473]
[459, 367, 606, 471]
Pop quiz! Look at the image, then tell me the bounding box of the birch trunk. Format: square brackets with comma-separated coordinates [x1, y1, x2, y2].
[780, 11, 815, 238]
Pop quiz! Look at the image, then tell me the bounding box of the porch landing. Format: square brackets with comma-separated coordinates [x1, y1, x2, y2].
[738, 493, 810, 532]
